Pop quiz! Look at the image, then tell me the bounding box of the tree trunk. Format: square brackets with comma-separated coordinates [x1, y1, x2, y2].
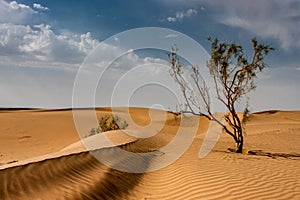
[235, 132, 244, 153]
[236, 141, 243, 153]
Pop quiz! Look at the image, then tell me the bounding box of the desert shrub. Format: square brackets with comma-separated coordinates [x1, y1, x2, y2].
[87, 115, 128, 137]
[169, 38, 273, 153]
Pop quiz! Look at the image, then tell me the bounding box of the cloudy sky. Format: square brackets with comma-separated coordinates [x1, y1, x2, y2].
[0, 0, 299, 111]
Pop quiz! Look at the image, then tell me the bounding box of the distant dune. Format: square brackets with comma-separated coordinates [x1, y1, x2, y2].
[0, 108, 299, 199]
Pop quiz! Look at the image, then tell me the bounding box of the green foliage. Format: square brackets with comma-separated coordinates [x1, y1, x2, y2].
[173, 112, 179, 122]
[242, 106, 250, 125]
[242, 104, 251, 136]
[207, 37, 274, 101]
[87, 115, 128, 137]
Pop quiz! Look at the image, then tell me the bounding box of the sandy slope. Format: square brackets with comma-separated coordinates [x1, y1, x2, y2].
[0, 108, 299, 199]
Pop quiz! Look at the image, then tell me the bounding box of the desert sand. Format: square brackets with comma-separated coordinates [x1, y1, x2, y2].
[0, 107, 299, 199]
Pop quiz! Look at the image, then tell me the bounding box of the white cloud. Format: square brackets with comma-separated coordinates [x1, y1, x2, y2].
[161, 0, 300, 49]
[6, 0, 31, 9]
[33, 3, 49, 11]
[167, 8, 197, 22]
[185, 9, 197, 17]
[165, 33, 179, 38]
[0, 0, 37, 24]
[0, 23, 99, 66]
[108, 51, 168, 72]
[113, 36, 119, 42]
[0, 22, 168, 72]
[167, 17, 176, 22]
[206, 0, 300, 50]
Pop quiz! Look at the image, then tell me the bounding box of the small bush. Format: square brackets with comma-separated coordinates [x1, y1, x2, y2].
[87, 115, 128, 137]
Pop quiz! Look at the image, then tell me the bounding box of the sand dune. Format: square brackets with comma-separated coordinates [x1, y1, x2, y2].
[0, 142, 158, 200]
[0, 108, 299, 199]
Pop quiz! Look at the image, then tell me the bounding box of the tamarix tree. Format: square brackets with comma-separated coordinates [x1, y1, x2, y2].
[168, 37, 274, 153]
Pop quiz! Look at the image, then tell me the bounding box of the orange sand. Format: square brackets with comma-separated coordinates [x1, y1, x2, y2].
[0, 108, 299, 199]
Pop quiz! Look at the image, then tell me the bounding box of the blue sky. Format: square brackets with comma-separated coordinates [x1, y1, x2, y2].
[0, 0, 299, 111]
